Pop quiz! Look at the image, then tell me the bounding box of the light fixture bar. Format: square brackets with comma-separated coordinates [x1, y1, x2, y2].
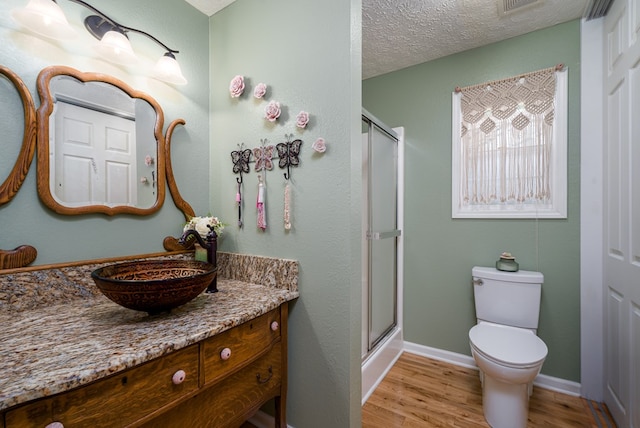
[65, 0, 179, 54]
[12, 0, 187, 84]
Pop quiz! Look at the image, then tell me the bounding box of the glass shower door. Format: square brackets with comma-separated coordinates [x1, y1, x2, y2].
[364, 117, 399, 353]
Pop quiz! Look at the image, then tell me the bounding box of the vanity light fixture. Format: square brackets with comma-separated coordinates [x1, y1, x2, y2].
[11, 0, 188, 85]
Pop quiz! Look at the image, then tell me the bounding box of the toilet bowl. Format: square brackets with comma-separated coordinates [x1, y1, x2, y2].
[469, 266, 547, 428]
[469, 322, 548, 428]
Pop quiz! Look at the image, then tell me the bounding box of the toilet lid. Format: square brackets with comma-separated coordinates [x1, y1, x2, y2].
[469, 323, 548, 367]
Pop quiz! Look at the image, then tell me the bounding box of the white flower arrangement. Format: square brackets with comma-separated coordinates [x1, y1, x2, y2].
[183, 215, 225, 239]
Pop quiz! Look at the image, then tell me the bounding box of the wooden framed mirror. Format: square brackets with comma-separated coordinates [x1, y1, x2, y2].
[0, 65, 36, 205]
[0, 65, 38, 268]
[36, 66, 166, 216]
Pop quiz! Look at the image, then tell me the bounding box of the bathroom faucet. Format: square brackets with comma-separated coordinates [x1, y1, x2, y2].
[179, 226, 218, 293]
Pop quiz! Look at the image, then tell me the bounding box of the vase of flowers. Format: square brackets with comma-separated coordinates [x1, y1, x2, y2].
[183, 216, 225, 262]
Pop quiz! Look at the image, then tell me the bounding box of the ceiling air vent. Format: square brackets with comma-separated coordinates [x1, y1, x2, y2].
[584, 0, 615, 20]
[498, 0, 543, 16]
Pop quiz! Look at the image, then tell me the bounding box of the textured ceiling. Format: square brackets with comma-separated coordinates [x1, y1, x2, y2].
[362, 0, 589, 79]
[185, 0, 589, 79]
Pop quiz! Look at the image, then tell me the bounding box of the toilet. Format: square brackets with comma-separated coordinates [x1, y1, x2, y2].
[469, 266, 548, 428]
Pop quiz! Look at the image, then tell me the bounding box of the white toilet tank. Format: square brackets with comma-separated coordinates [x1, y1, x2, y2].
[472, 266, 544, 330]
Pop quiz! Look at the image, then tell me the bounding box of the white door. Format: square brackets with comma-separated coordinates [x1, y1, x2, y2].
[53, 102, 137, 206]
[603, 0, 640, 426]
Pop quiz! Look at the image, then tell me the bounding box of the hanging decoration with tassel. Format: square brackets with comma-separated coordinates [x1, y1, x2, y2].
[283, 183, 291, 230]
[236, 181, 242, 227]
[276, 134, 302, 230]
[257, 175, 266, 230]
[228, 135, 304, 231]
[253, 138, 274, 231]
[231, 143, 251, 228]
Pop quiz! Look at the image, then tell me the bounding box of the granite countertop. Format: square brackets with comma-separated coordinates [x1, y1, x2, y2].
[0, 252, 299, 412]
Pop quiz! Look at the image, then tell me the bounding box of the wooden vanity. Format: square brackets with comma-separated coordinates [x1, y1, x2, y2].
[0, 252, 299, 428]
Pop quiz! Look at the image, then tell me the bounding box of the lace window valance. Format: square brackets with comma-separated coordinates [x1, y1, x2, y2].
[451, 65, 567, 218]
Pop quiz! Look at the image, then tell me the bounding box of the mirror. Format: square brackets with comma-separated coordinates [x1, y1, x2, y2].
[0, 65, 36, 206]
[36, 66, 166, 215]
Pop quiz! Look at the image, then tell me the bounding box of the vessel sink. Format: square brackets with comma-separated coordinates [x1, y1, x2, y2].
[91, 259, 217, 315]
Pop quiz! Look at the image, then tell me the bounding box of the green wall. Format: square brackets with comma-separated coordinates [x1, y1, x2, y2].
[363, 20, 581, 381]
[0, 0, 209, 263]
[209, 1, 362, 426]
[2, 0, 363, 426]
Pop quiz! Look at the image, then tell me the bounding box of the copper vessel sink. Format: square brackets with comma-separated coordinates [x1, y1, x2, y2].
[91, 260, 217, 315]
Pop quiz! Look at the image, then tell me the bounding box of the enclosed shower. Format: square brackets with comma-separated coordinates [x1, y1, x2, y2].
[361, 110, 403, 403]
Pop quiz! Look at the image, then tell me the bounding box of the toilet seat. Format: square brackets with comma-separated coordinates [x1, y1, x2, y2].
[469, 322, 547, 369]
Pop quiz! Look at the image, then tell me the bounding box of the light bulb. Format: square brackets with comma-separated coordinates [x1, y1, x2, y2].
[96, 30, 138, 65]
[153, 52, 187, 85]
[11, 0, 76, 40]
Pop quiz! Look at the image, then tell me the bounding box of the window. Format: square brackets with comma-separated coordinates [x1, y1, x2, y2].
[451, 67, 567, 218]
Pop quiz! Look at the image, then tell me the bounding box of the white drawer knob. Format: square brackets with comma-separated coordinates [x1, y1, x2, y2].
[271, 321, 279, 331]
[220, 347, 232, 360]
[45, 423, 64, 428]
[172, 370, 186, 385]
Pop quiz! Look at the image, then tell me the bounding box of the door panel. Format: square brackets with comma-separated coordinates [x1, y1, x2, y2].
[604, 1, 640, 426]
[54, 102, 137, 206]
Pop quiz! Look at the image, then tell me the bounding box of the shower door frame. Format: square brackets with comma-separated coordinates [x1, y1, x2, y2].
[361, 109, 404, 362]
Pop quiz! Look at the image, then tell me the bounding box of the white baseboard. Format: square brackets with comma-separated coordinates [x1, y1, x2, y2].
[403, 341, 582, 397]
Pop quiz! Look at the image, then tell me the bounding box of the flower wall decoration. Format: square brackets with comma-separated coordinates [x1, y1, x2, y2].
[295, 111, 310, 128]
[265, 100, 281, 122]
[229, 75, 245, 98]
[144, 155, 154, 166]
[254, 83, 267, 99]
[312, 137, 327, 153]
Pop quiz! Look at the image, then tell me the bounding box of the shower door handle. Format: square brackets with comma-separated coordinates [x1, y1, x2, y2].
[367, 230, 401, 240]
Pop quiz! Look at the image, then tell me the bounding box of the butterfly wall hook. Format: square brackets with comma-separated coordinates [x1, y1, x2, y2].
[231, 143, 252, 183]
[253, 139, 275, 172]
[276, 135, 303, 180]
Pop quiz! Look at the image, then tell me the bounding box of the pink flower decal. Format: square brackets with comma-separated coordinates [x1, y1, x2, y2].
[254, 83, 267, 99]
[144, 155, 154, 166]
[264, 101, 281, 122]
[312, 138, 326, 153]
[229, 75, 245, 98]
[295, 111, 310, 128]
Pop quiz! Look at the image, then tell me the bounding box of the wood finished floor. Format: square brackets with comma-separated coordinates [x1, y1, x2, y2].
[362, 352, 615, 427]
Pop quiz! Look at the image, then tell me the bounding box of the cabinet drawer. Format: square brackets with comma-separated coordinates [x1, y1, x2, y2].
[203, 309, 280, 384]
[5, 345, 199, 428]
[141, 345, 282, 428]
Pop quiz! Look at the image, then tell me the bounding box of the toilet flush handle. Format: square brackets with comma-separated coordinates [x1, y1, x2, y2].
[472, 278, 483, 286]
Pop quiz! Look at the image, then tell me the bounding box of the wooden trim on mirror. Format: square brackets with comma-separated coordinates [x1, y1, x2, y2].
[35, 65, 166, 216]
[165, 118, 195, 221]
[163, 118, 195, 252]
[0, 65, 36, 205]
[0, 245, 37, 270]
